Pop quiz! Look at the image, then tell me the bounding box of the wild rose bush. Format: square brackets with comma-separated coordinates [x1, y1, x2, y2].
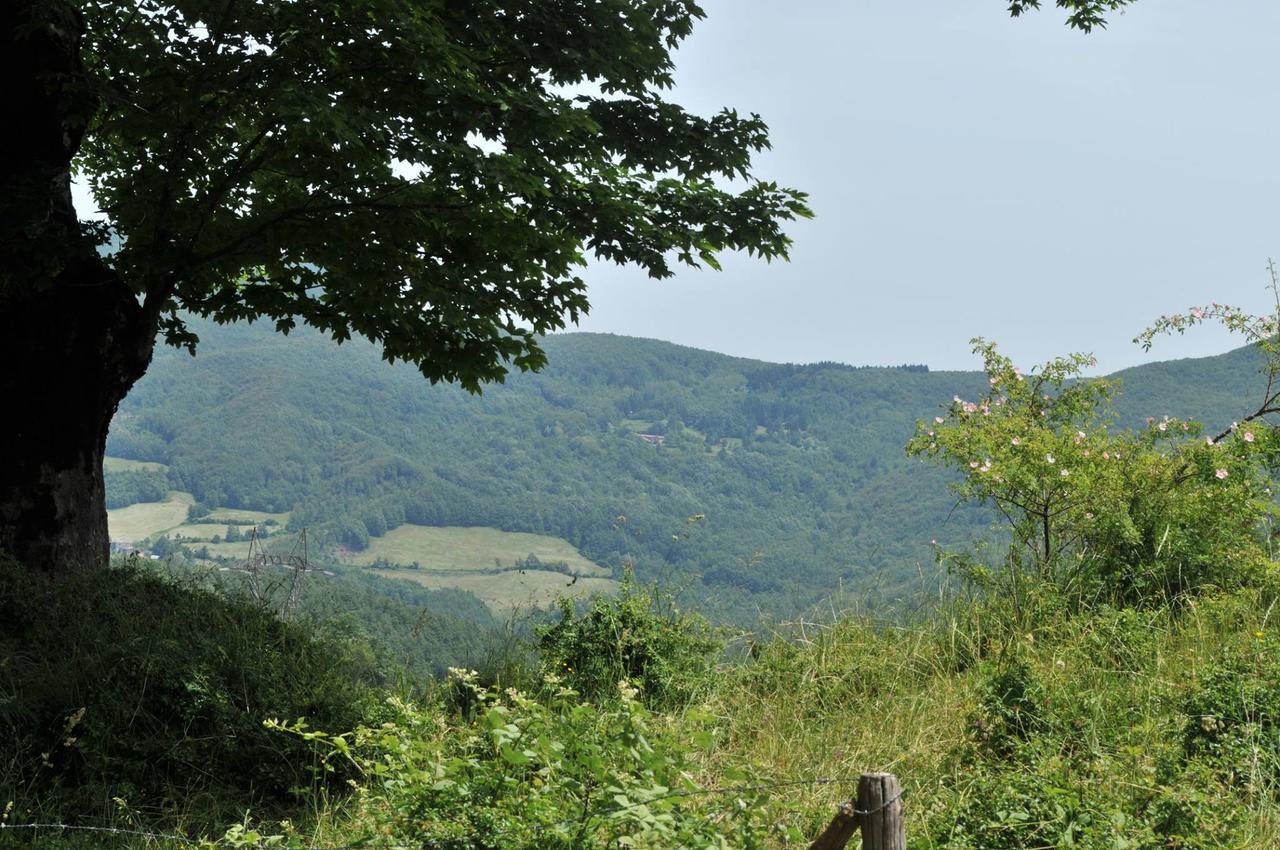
[909, 339, 1274, 607]
[1137, 270, 1280, 460]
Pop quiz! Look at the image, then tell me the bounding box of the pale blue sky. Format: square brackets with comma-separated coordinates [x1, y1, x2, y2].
[575, 1, 1280, 373]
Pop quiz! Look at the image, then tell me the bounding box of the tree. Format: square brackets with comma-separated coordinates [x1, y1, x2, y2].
[909, 340, 1270, 610]
[0, 0, 1128, 576]
[1, 0, 811, 575]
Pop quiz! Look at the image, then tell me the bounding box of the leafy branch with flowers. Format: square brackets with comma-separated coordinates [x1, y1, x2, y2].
[1136, 259, 1280, 444]
[909, 338, 1274, 608]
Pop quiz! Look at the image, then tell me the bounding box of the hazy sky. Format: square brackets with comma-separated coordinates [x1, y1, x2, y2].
[573, 1, 1280, 373]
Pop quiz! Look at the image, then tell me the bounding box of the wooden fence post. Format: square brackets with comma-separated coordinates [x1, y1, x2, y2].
[856, 772, 904, 850]
[807, 799, 858, 850]
[807, 772, 904, 850]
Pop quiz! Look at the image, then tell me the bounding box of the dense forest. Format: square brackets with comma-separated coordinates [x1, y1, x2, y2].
[106, 318, 1268, 624]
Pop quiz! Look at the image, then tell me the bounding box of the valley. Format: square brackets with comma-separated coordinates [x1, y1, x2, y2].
[104, 318, 1269, 624]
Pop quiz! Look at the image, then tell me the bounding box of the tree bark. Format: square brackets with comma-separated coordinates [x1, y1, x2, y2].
[0, 0, 156, 575]
[0, 280, 154, 575]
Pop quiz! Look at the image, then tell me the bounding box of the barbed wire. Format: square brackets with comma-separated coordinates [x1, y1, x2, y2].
[0, 821, 380, 850]
[0, 821, 386, 850]
[599, 774, 904, 816]
[0, 774, 905, 849]
[841, 787, 906, 818]
[606, 775, 847, 809]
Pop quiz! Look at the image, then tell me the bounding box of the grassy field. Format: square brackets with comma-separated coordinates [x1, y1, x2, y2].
[196, 534, 301, 559]
[106, 491, 194, 542]
[167, 523, 247, 540]
[206, 506, 292, 525]
[345, 524, 609, 575]
[103, 456, 169, 473]
[370, 566, 617, 611]
[617, 418, 653, 432]
[106, 488, 294, 552]
[165, 522, 288, 541]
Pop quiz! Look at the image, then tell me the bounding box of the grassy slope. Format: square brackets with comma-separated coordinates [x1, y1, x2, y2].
[344, 524, 610, 575]
[13, 567, 1277, 848]
[105, 490, 193, 541]
[205, 506, 292, 524]
[186, 583, 1276, 850]
[371, 565, 618, 611]
[686, 584, 1280, 847]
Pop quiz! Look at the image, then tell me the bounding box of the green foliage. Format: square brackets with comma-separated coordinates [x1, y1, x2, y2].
[103, 468, 168, 510]
[109, 320, 1276, 623]
[910, 338, 1273, 607]
[1180, 635, 1280, 794]
[915, 598, 1278, 849]
[8, 556, 1280, 849]
[74, 0, 808, 390]
[932, 759, 1163, 850]
[289, 567, 500, 680]
[972, 656, 1048, 758]
[1007, 0, 1139, 32]
[276, 672, 775, 850]
[109, 319, 1002, 623]
[684, 578, 1280, 850]
[536, 574, 721, 710]
[0, 555, 377, 821]
[153, 557, 501, 681]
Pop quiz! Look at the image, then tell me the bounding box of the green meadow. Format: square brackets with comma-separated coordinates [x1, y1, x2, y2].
[369, 565, 617, 611]
[344, 523, 609, 575]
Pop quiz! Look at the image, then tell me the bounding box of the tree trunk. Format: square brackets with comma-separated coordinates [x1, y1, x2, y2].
[0, 0, 156, 575]
[0, 280, 154, 575]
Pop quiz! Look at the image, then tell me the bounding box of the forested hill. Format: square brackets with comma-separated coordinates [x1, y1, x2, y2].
[107, 319, 1266, 623]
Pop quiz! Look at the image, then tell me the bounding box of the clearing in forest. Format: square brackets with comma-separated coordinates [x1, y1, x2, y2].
[103, 456, 169, 473]
[370, 566, 617, 611]
[345, 524, 610, 575]
[106, 491, 194, 542]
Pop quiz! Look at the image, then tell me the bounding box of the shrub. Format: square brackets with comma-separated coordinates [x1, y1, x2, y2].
[277, 671, 776, 850]
[535, 574, 721, 710]
[1180, 638, 1280, 794]
[930, 759, 1160, 850]
[910, 339, 1272, 609]
[971, 656, 1047, 759]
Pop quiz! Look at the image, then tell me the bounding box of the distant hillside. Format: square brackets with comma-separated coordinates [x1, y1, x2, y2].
[107, 320, 1267, 623]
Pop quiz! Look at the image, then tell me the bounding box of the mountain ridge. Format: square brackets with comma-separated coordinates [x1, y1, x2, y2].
[107, 320, 1268, 623]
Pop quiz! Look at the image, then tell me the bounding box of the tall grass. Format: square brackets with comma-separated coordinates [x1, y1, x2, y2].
[687, 577, 1280, 847]
[0, 554, 378, 841]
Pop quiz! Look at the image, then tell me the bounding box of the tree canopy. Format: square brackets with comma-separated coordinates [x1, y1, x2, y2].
[74, 0, 811, 389]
